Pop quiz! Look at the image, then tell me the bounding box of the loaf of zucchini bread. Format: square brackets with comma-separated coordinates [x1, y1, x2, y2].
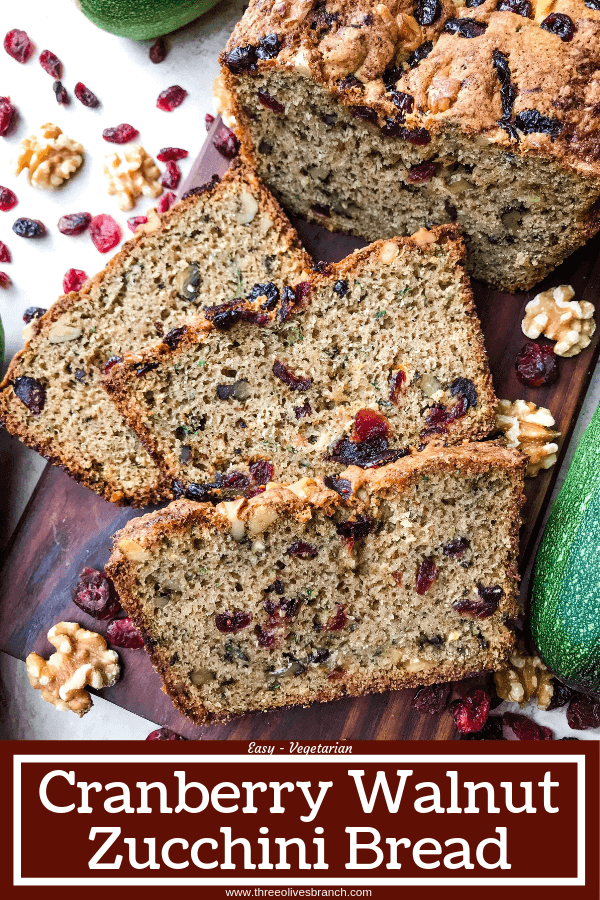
[0, 161, 311, 505]
[106, 441, 525, 724]
[104, 225, 496, 500]
[217, 0, 600, 291]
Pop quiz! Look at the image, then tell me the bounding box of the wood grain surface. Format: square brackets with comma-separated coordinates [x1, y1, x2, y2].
[1, 119, 599, 739]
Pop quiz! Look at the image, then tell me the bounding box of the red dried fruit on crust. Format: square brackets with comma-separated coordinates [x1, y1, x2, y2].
[0, 271, 11, 288]
[213, 126, 240, 159]
[89, 214, 121, 253]
[515, 342, 559, 387]
[4, 29, 34, 64]
[127, 215, 148, 233]
[0, 96, 16, 135]
[62, 268, 88, 293]
[161, 160, 181, 189]
[416, 557, 437, 594]
[157, 192, 176, 213]
[0, 186, 17, 211]
[503, 712, 554, 740]
[215, 611, 252, 633]
[149, 37, 167, 64]
[327, 605, 348, 631]
[74, 82, 100, 108]
[39, 49, 62, 78]
[157, 85, 187, 112]
[351, 409, 389, 442]
[102, 123, 139, 144]
[72, 567, 121, 620]
[147, 727, 186, 740]
[106, 617, 144, 649]
[104, 355, 122, 374]
[0, 240, 11, 263]
[566, 694, 600, 730]
[451, 688, 490, 734]
[412, 682, 452, 714]
[157, 147, 188, 162]
[57, 212, 91, 235]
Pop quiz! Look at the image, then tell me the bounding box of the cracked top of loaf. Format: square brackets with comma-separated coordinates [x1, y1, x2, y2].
[220, 0, 600, 176]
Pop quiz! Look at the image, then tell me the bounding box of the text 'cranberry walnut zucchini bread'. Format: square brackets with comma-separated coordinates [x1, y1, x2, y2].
[104, 225, 497, 498]
[0, 161, 311, 505]
[218, 0, 600, 291]
[106, 442, 525, 724]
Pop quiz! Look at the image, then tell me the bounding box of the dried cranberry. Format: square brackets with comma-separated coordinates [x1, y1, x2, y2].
[404, 127, 432, 146]
[265, 596, 300, 623]
[0, 241, 10, 262]
[409, 41, 433, 67]
[327, 605, 348, 631]
[323, 475, 352, 498]
[205, 300, 244, 330]
[158, 192, 176, 213]
[332, 279, 348, 297]
[13, 376, 46, 415]
[13, 218, 46, 239]
[162, 326, 187, 350]
[0, 186, 17, 211]
[224, 44, 258, 74]
[453, 584, 503, 619]
[205, 113, 215, 131]
[421, 403, 449, 437]
[451, 688, 490, 734]
[515, 109, 562, 138]
[127, 215, 148, 233]
[416, 557, 437, 594]
[294, 399, 312, 419]
[311, 204, 331, 217]
[287, 541, 318, 560]
[326, 435, 406, 469]
[407, 161, 440, 183]
[149, 37, 167, 64]
[62, 268, 88, 293]
[460, 716, 505, 740]
[157, 85, 187, 111]
[415, 0, 442, 25]
[390, 92, 415, 119]
[72, 567, 121, 620]
[412, 682, 452, 714]
[351, 409, 389, 442]
[443, 17, 488, 37]
[106, 617, 144, 649]
[215, 610, 252, 633]
[547, 680, 574, 710]
[213, 126, 240, 159]
[104, 355, 122, 374]
[338, 74, 363, 91]
[442, 536, 470, 557]
[496, 0, 532, 14]
[449, 377, 478, 408]
[74, 82, 100, 108]
[0, 96, 15, 135]
[250, 459, 274, 486]
[273, 359, 312, 391]
[146, 727, 185, 740]
[221, 471, 251, 492]
[584, 0, 600, 8]
[102, 123, 139, 144]
[255, 624, 277, 648]
[336, 516, 373, 542]
[566, 694, 600, 730]
[39, 49, 62, 77]
[4, 29, 33, 63]
[257, 88, 285, 114]
[53, 81, 69, 105]
[257, 33, 281, 60]
[351, 105, 378, 125]
[135, 362, 160, 377]
[515, 342, 558, 387]
[157, 147, 188, 162]
[57, 212, 91, 235]
[0, 271, 11, 288]
[540, 12, 575, 40]
[503, 712, 553, 740]
[23, 306, 45, 323]
[161, 161, 181, 189]
[89, 214, 121, 253]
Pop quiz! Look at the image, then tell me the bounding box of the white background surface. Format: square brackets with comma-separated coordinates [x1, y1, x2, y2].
[0, 0, 599, 740]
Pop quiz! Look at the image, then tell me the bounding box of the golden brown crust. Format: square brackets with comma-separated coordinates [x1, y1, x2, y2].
[107, 440, 525, 724]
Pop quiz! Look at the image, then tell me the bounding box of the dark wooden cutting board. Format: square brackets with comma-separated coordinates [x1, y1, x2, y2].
[2, 118, 599, 740]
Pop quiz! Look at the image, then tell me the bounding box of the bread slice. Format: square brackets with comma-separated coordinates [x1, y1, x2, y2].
[104, 225, 496, 501]
[0, 161, 311, 505]
[106, 441, 525, 724]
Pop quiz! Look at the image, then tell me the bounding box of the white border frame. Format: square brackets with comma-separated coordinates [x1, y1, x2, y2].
[13, 753, 586, 886]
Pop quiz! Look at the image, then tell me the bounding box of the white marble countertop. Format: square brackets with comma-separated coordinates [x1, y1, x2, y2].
[0, 0, 598, 741]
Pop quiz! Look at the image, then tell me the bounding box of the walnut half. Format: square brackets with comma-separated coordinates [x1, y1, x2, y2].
[26, 622, 120, 717]
[495, 642, 554, 710]
[103, 145, 162, 211]
[522, 284, 596, 357]
[495, 399, 560, 477]
[14, 123, 84, 188]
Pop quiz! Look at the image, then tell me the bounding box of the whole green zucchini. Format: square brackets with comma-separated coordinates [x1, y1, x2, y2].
[531, 401, 600, 695]
[75, 0, 221, 40]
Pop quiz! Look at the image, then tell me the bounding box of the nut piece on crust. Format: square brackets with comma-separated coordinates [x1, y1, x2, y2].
[522, 285, 596, 357]
[26, 621, 120, 717]
[495, 641, 554, 710]
[14, 123, 84, 189]
[495, 399, 560, 477]
[103, 145, 162, 211]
